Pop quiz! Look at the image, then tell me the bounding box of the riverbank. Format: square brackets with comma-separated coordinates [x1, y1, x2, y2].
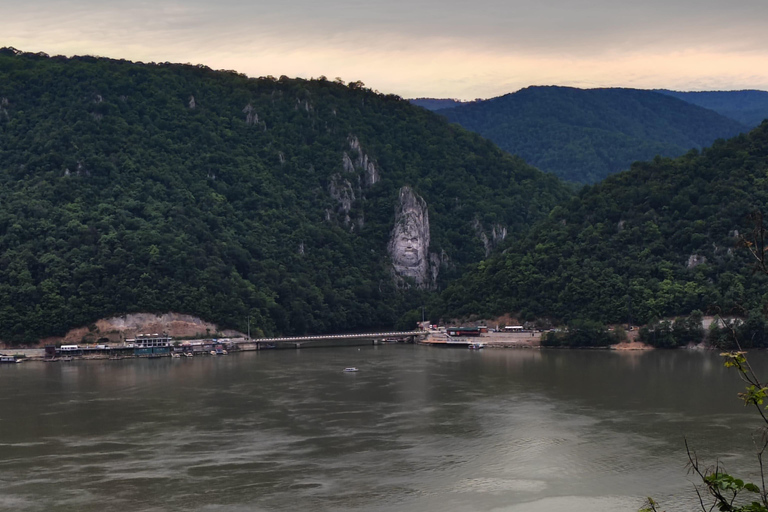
[420, 329, 658, 350]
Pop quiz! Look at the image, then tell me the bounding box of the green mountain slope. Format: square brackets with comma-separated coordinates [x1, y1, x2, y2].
[437, 86, 747, 184]
[0, 49, 570, 342]
[435, 122, 768, 325]
[409, 98, 469, 111]
[657, 89, 768, 128]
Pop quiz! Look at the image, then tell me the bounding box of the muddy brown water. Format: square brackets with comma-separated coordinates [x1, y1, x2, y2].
[0, 346, 760, 511]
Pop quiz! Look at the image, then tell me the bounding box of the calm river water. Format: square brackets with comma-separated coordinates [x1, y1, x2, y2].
[0, 346, 762, 511]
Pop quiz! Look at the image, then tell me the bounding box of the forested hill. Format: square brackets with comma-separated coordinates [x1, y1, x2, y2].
[436, 86, 747, 184]
[0, 48, 570, 343]
[435, 122, 768, 326]
[408, 98, 469, 111]
[656, 89, 768, 128]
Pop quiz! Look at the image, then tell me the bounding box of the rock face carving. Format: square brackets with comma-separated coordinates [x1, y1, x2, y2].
[389, 186, 432, 288]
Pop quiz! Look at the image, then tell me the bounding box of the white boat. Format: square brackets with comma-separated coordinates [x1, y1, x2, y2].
[468, 343, 485, 350]
[0, 355, 21, 363]
[343, 367, 359, 372]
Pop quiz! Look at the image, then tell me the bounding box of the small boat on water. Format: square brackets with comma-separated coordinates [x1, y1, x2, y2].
[184, 352, 193, 358]
[0, 355, 21, 364]
[468, 343, 485, 350]
[343, 367, 359, 372]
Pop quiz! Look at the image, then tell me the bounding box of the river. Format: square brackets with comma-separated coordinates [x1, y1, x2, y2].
[0, 346, 761, 511]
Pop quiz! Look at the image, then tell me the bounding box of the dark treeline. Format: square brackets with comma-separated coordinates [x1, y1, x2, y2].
[0, 49, 569, 343]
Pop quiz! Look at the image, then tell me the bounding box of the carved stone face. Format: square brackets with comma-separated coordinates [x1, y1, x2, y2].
[393, 221, 421, 268]
[388, 186, 431, 288]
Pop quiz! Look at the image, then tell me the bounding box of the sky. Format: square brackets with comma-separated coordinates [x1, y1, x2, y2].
[5, 0, 768, 100]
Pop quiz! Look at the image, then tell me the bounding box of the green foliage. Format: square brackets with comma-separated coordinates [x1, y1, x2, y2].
[438, 86, 747, 184]
[541, 319, 619, 347]
[709, 311, 768, 350]
[0, 49, 570, 343]
[435, 123, 768, 330]
[639, 311, 704, 348]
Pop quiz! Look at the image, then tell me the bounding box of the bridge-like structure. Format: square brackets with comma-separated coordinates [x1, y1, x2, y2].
[249, 331, 425, 348]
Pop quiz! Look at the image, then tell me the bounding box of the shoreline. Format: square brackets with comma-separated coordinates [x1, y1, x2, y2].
[1, 333, 723, 364]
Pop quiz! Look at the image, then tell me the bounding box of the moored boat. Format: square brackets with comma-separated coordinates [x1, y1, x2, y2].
[343, 367, 359, 372]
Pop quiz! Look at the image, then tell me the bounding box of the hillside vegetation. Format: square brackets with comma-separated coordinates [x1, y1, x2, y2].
[0, 48, 569, 343]
[435, 122, 768, 326]
[437, 86, 747, 184]
[657, 89, 768, 128]
[409, 98, 469, 111]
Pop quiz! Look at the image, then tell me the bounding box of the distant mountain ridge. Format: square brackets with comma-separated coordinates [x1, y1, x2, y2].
[435, 121, 768, 327]
[655, 89, 768, 127]
[434, 86, 747, 183]
[409, 98, 470, 111]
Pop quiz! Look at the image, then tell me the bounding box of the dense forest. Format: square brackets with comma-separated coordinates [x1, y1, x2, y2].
[433, 121, 768, 329]
[436, 86, 747, 184]
[408, 98, 469, 111]
[0, 48, 570, 343]
[657, 89, 768, 128]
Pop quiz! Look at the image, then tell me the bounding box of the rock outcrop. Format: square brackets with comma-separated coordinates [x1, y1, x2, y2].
[388, 186, 433, 288]
[474, 219, 508, 256]
[348, 135, 379, 186]
[328, 135, 380, 228]
[687, 254, 707, 269]
[243, 103, 259, 125]
[328, 174, 356, 225]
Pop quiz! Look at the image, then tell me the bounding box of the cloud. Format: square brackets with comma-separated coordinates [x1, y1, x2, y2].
[5, 0, 768, 98]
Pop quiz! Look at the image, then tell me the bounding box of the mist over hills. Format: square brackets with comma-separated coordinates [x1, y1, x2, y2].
[0, 48, 570, 342]
[433, 86, 748, 184]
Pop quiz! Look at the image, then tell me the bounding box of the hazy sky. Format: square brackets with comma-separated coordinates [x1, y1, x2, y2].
[5, 0, 768, 99]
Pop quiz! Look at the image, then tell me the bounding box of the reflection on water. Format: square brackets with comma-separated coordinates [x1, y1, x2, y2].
[0, 347, 761, 511]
